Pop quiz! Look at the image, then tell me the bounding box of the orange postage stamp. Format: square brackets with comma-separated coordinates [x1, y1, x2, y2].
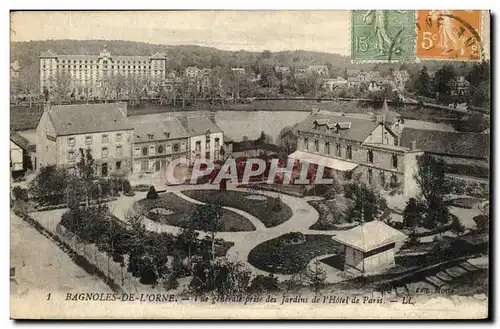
[416, 10, 483, 61]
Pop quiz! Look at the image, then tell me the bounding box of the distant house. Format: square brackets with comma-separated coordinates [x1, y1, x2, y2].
[231, 67, 246, 74]
[455, 76, 471, 96]
[367, 81, 383, 92]
[347, 76, 362, 88]
[275, 66, 291, 74]
[323, 77, 348, 91]
[308, 65, 329, 76]
[185, 67, 200, 79]
[346, 69, 361, 77]
[331, 220, 407, 276]
[392, 70, 410, 90]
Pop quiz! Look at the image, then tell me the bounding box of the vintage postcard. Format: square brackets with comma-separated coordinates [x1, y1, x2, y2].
[10, 10, 490, 320]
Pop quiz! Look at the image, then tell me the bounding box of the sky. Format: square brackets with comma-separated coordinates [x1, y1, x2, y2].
[10, 11, 351, 54]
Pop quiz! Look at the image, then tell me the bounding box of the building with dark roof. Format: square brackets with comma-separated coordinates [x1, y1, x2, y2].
[10, 131, 34, 175]
[36, 102, 134, 176]
[178, 115, 225, 165]
[292, 112, 424, 197]
[129, 115, 190, 173]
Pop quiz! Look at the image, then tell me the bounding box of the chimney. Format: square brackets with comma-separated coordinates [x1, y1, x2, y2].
[209, 111, 216, 123]
[411, 140, 417, 150]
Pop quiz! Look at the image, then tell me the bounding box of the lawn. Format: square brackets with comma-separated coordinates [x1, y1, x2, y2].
[247, 234, 343, 274]
[135, 193, 256, 232]
[182, 189, 293, 228]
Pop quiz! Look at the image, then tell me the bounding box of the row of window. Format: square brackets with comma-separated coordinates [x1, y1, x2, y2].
[68, 133, 122, 146]
[304, 138, 353, 160]
[56, 59, 164, 65]
[194, 139, 220, 154]
[134, 143, 185, 157]
[68, 146, 122, 162]
[304, 138, 398, 168]
[367, 168, 398, 186]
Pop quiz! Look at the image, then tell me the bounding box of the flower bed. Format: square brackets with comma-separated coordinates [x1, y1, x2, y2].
[237, 183, 305, 198]
[248, 234, 342, 274]
[135, 193, 256, 232]
[182, 189, 293, 228]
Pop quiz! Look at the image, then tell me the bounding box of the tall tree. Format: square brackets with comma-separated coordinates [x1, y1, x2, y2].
[52, 71, 73, 105]
[76, 148, 96, 208]
[412, 66, 432, 97]
[433, 65, 457, 101]
[192, 201, 223, 262]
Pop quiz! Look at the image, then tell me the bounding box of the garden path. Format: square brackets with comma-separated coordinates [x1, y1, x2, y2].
[108, 182, 344, 281]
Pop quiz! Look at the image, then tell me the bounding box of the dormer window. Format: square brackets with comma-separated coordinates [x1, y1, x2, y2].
[148, 133, 154, 140]
[164, 132, 171, 138]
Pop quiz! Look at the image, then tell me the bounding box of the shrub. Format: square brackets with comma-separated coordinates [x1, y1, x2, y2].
[12, 186, 29, 201]
[123, 180, 132, 193]
[124, 191, 136, 197]
[133, 184, 150, 192]
[146, 186, 159, 199]
[247, 274, 280, 293]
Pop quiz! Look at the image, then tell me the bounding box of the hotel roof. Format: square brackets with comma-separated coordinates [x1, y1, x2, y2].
[296, 113, 380, 143]
[47, 102, 132, 136]
[331, 220, 407, 252]
[129, 116, 189, 143]
[178, 115, 223, 136]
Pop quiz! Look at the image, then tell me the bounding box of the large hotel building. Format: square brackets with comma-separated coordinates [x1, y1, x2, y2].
[39, 48, 168, 96]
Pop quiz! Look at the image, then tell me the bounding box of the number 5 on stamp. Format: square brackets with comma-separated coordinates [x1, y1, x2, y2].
[416, 10, 483, 61]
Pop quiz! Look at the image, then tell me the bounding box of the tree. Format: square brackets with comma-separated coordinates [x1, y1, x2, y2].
[402, 198, 423, 229]
[305, 260, 327, 293]
[76, 148, 96, 208]
[110, 73, 127, 101]
[146, 186, 159, 199]
[433, 65, 456, 101]
[450, 215, 465, 237]
[192, 201, 223, 262]
[277, 126, 298, 157]
[247, 274, 279, 293]
[52, 71, 73, 105]
[177, 227, 200, 271]
[28, 165, 68, 205]
[414, 155, 451, 228]
[412, 66, 432, 97]
[414, 154, 450, 203]
[344, 183, 387, 222]
[15, 69, 39, 108]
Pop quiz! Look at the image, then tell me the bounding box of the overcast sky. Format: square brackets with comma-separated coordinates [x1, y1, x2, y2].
[11, 11, 351, 54]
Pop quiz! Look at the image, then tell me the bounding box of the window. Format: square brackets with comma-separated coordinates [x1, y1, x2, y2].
[380, 171, 386, 186]
[173, 143, 180, 152]
[142, 147, 148, 156]
[336, 144, 341, 157]
[102, 134, 109, 143]
[367, 150, 373, 163]
[391, 174, 398, 186]
[85, 136, 92, 145]
[116, 145, 123, 157]
[181, 142, 186, 151]
[157, 145, 164, 154]
[314, 140, 319, 152]
[346, 146, 352, 159]
[195, 141, 201, 153]
[166, 144, 172, 153]
[325, 142, 330, 154]
[68, 137, 75, 146]
[115, 161, 122, 170]
[206, 141, 211, 151]
[133, 147, 141, 157]
[368, 169, 373, 184]
[149, 145, 156, 156]
[392, 154, 398, 168]
[101, 147, 108, 158]
[68, 150, 75, 163]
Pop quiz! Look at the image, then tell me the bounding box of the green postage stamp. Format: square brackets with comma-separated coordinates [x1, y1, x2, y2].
[351, 10, 416, 62]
